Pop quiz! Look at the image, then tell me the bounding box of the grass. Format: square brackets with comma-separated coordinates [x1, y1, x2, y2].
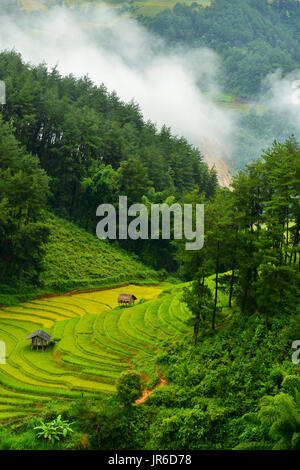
[41, 214, 159, 290]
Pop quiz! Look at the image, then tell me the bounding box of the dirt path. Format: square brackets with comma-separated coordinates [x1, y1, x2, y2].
[135, 365, 167, 405]
[34, 281, 162, 302]
[36, 284, 134, 300]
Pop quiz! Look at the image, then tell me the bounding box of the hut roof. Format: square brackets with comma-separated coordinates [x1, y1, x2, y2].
[118, 293, 137, 302]
[26, 330, 51, 341]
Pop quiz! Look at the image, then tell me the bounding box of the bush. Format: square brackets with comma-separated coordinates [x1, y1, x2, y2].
[146, 375, 160, 390]
[268, 368, 284, 388]
[282, 375, 300, 398]
[34, 415, 74, 443]
[116, 371, 143, 406]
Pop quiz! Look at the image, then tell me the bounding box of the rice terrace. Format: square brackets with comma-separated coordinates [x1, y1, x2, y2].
[0, 282, 196, 421]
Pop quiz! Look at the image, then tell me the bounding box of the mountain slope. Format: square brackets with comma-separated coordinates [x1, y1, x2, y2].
[41, 214, 158, 291]
[143, 0, 300, 98]
[0, 213, 158, 306]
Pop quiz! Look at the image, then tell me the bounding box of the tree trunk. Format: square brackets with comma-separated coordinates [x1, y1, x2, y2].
[229, 226, 238, 308]
[212, 240, 220, 330]
[265, 310, 269, 329]
[229, 267, 235, 308]
[194, 316, 200, 346]
[293, 228, 299, 267]
[285, 211, 289, 265]
[241, 281, 248, 316]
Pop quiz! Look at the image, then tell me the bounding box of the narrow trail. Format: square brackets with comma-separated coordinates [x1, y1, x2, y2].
[135, 365, 167, 405]
[33, 282, 161, 302]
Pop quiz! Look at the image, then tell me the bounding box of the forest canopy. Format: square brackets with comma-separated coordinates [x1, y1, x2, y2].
[0, 50, 217, 281]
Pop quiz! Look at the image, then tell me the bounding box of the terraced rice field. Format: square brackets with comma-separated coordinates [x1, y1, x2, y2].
[0, 283, 193, 422]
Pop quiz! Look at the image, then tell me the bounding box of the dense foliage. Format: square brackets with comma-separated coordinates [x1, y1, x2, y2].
[116, 370, 143, 406]
[0, 310, 299, 450]
[1, 137, 299, 450]
[178, 137, 300, 342]
[0, 50, 217, 276]
[147, 312, 300, 450]
[0, 117, 49, 285]
[0, 51, 216, 220]
[0, 119, 159, 298]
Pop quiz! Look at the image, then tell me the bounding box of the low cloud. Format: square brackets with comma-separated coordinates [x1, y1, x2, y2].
[1, 3, 299, 186]
[0, 4, 236, 161]
[262, 70, 300, 130]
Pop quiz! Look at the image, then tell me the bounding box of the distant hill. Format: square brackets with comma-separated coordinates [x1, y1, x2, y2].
[143, 0, 300, 98]
[13, 0, 300, 99]
[16, 1, 210, 16]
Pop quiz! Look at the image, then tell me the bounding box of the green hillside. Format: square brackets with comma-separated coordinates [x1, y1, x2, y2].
[40, 214, 158, 291]
[143, 0, 300, 98]
[0, 214, 158, 306]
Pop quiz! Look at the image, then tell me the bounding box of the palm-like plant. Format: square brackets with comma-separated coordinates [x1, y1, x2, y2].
[34, 415, 73, 442]
[259, 393, 300, 450]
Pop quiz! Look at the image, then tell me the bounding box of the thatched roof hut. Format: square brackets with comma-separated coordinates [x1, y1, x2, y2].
[118, 293, 137, 305]
[27, 330, 51, 350]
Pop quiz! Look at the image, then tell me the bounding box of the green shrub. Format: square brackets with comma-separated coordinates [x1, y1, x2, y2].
[34, 415, 74, 443]
[146, 375, 160, 390]
[282, 375, 300, 398]
[116, 371, 143, 406]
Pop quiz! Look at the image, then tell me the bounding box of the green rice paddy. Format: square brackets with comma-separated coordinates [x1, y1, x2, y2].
[0, 276, 229, 423]
[0, 283, 193, 422]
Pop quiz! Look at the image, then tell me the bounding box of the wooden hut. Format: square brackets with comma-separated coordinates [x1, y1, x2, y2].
[118, 293, 137, 306]
[27, 330, 51, 351]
